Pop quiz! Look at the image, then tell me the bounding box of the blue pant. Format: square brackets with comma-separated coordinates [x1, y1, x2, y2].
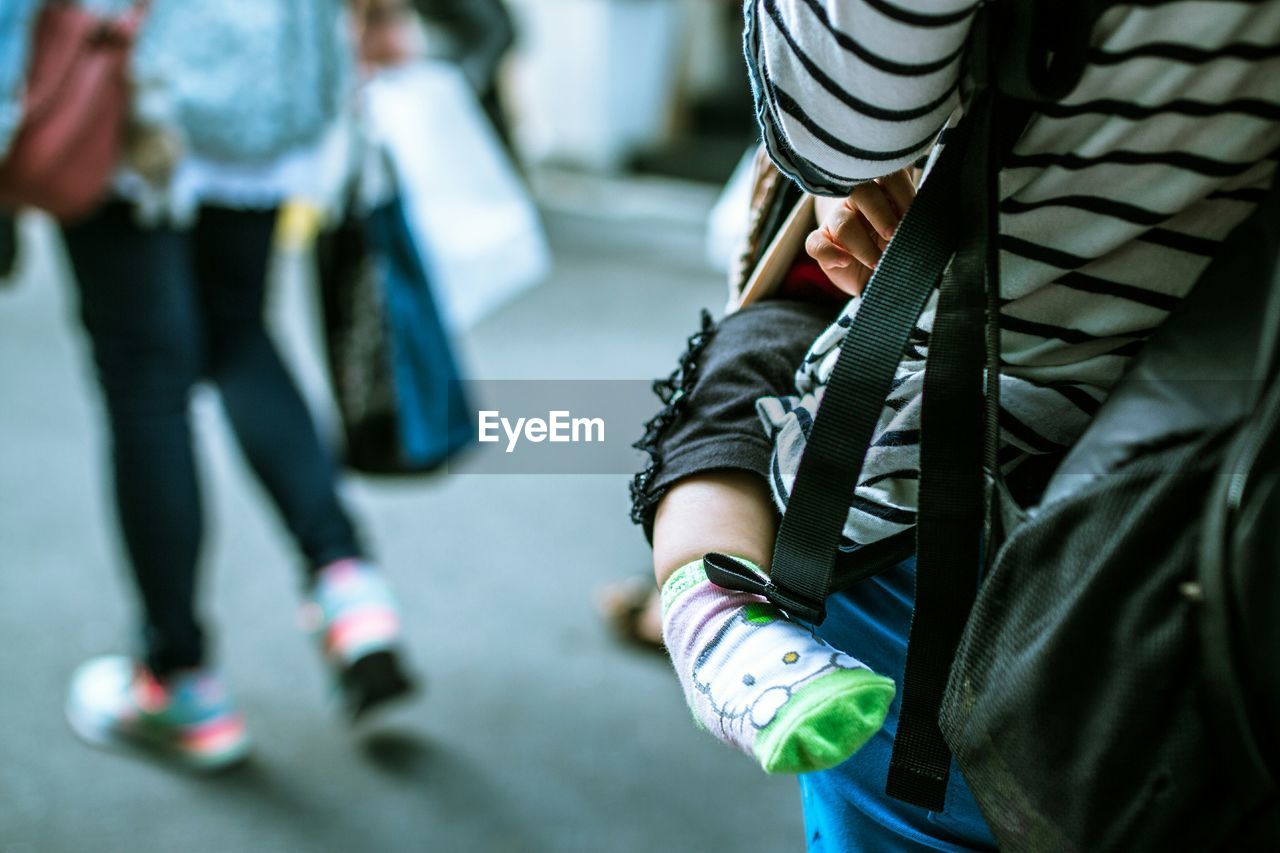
[801, 558, 997, 852]
[62, 203, 362, 675]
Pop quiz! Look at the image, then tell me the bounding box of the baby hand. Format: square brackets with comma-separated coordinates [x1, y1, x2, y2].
[805, 169, 916, 297]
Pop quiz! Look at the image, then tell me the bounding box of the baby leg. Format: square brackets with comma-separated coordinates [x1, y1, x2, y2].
[653, 472, 894, 774]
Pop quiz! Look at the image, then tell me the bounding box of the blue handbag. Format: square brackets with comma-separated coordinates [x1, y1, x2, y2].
[318, 194, 473, 474]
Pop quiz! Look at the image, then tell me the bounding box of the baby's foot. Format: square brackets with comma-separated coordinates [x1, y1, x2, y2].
[661, 557, 894, 773]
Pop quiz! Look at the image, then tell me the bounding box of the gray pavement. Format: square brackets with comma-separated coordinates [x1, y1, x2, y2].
[0, 191, 807, 852]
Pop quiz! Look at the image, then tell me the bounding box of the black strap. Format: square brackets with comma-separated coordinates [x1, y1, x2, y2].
[702, 110, 981, 625]
[1197, 172, 1280, 810]
[884, 3, 1012, 803]
[992, 0, 1094, 103]
[886, 78, 999, 809]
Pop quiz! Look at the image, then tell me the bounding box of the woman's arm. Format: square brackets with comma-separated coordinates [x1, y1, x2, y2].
[746, 0, 978, 194]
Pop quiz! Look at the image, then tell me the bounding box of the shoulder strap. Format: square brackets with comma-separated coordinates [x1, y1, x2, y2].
[886, 77, 998, 808]
[702, 106, 982, 621]
[1197, 173, 1280, 815]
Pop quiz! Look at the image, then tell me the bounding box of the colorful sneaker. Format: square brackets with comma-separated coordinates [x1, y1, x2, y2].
[65, 655, 251, 771]
[302, 559, 416, 722]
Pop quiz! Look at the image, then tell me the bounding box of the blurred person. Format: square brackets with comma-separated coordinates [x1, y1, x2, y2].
[0, 0, 421, 770]
[638, 0, 1280, 849]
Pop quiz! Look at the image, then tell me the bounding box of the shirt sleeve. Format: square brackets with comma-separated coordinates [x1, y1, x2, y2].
[745, 0, 980, 195]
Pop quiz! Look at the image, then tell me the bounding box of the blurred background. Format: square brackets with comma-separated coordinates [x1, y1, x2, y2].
[0, 0, 809, 851]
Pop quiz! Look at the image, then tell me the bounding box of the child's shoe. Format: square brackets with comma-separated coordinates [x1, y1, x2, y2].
[303, 559, 416, 722]
[65, 655, 251, 771]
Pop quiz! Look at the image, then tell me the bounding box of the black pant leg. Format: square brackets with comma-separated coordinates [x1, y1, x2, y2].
[193, 206, 362, 574]
[62, 203, 208, 674]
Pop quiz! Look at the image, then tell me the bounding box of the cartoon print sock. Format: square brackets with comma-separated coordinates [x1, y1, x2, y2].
[661, 557, 895, 774]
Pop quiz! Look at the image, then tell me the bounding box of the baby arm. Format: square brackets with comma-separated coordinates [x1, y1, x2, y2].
[635, 300, 899, 774]
[653, 472, 894, 774]
[652, 471, 776, 589]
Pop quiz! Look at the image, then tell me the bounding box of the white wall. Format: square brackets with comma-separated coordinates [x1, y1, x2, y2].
[504, 0, 693, 172]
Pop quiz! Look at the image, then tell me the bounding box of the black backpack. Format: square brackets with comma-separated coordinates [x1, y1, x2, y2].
[704, 2, 1280, 849]
[936, 176, 1280, 851]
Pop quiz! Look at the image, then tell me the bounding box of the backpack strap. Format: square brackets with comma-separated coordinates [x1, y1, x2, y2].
[703, 95, 986, 625]
[1198, 174, 1280, 817]
[887, 40, 1000, 808]
[888, 0, 1121, 804]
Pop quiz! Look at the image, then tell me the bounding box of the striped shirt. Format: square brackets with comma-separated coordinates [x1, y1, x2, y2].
[747, 0, 1280, 545]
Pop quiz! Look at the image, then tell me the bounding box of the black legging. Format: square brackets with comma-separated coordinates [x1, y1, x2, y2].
[62, 203, 363, 675]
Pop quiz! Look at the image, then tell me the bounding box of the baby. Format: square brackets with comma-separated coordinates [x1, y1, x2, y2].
[636, 168, 916, 774]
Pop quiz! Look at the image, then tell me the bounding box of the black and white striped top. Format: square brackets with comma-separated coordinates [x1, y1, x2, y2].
[747, 0, 1280, 545]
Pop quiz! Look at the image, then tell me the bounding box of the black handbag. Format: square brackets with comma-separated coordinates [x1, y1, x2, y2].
[316, 191, 473, 475]
[936, 175, 1280, 852]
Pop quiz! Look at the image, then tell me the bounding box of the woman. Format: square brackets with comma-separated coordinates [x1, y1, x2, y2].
[36, 0, 417, 769]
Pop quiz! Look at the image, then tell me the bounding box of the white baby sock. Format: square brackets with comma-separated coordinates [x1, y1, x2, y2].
[661, 557, 895, 773]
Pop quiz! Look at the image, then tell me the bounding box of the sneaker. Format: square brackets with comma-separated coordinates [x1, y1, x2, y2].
[303, 559, 416, 722]
[65, 655, 250, 771]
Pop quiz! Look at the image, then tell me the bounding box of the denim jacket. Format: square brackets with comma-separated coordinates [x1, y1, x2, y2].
[1, 0, 351, 165]
[0, 0, 41, 160]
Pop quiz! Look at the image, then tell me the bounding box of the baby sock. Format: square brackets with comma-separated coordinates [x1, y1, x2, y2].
[661, 557, 895, 774]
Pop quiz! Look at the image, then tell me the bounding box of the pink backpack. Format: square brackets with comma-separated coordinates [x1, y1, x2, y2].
[0, 2, 145, 222]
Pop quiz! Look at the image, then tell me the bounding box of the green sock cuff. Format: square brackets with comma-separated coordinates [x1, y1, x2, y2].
[660, 559, 707, 615]
[754, 668, 896, 775]
[660, 555, 765, 615]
